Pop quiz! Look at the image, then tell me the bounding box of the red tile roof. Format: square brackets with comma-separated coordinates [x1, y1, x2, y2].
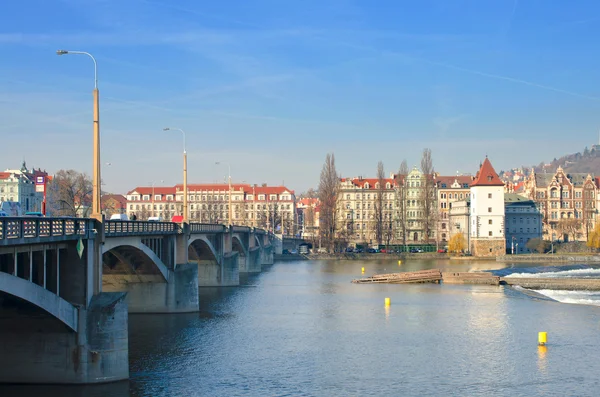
[127, 187, 176, 195]
[342, 177, 397, 189]
[471, 158, 504, 187]
[0, 172, 11, 180]
[102, 194, 127, 207]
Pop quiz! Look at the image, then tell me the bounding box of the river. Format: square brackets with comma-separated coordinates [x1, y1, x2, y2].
[2, 258, 600, 396]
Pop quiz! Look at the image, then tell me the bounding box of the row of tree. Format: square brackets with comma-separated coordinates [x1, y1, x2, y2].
[317, 149, 437, 251]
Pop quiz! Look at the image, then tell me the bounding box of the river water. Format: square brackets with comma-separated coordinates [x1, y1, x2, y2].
[3, 258, 600, 396]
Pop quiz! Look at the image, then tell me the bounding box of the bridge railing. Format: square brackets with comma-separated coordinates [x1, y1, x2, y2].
[189, 223, 226, 233]
[232, 225, 251, 233]
[105, 220, 180, 236]
[0, 217, 90, 241]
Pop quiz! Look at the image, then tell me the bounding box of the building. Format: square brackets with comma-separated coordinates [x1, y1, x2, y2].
[0, 161, 48, 212]
[469, 158, 506, 257]
[504, 193, 543, 254]
[435, 175, 473, 245]
[448, 198, 471, 250]
[296, 197, 319, 240]
[125, 183, 296, 234]
[101, 194, 127, 218]
[337, 176, 397, 245]
[523, 166, 597, 241]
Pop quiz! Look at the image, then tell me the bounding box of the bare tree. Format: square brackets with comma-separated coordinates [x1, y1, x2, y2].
[46, 169, 92, 217]
[318, 153, 340, 251]
[396, 160, 409, 249]
[420, 149, 437, 244]
[374, 161, 385, 246]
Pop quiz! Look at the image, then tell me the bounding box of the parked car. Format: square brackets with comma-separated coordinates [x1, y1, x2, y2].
[0, 211, 8, 217]
[437, 248, 447, 253]
[410, 248, 423, 253]
[109, 213, 129, 221]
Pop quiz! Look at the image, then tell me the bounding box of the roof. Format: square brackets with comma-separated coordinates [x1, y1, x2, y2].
[127, 184, 295, 198]
[0, 172, 11, 180]
[127, 186, 176, 195]
[101, 194, 127, 206]
[533, 171, 594, 188]
[504, 193, 536, 206]
[471, 158, 504, 187]
[340, 177, 397, 189]
[435, 175, 473, 188]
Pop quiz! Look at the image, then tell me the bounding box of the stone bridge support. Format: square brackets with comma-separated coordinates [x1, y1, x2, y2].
[0, 220, 129, 384]
[102, 235, 198, 313]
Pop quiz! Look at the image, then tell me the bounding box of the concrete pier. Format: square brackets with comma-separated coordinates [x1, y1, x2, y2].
[501, 277, 600, 291]
[0, 292, 129, 384]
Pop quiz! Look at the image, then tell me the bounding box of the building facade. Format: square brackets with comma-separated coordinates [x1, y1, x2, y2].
[435, 175, 473, 244]
[126, 183, 296, 234]
[469, 158, 506, 257]
[523, 166, 597, 241]
[504, 193, 543, 254]
[337, 176, 397, 245]
[0, 162, 47, 212]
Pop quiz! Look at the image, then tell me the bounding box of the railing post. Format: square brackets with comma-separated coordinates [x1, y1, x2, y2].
[19, 219, 25, 239]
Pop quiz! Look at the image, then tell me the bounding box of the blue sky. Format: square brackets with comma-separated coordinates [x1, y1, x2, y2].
[1, 0, 600, 194]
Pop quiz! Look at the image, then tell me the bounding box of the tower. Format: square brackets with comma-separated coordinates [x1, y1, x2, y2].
[469, 158, 506, 256]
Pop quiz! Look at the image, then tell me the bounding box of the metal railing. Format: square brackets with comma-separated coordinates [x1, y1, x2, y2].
[0, 217, 90, 242]
[189, 223, 226, 233]
[105, 220, 180, 236]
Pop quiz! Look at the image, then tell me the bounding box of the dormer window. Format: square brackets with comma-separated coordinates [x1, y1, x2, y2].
[487, 176, 493, 181]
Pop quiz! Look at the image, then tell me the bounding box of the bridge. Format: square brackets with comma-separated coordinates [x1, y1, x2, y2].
[0, 217, 283, 384]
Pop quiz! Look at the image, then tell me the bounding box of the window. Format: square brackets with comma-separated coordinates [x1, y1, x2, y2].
[488, 219, 492, 225]
[488, 231, 493, 236]
[488, 193, 492, 199]
[488, 207, 492, 213]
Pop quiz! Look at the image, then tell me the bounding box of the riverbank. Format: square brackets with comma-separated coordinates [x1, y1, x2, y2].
[303, 252, 445, 261]
[496, 254, 600, 263]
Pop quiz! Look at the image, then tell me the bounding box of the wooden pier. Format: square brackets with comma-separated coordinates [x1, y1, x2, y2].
[352, 269, 442, 284]
[500, 277, 600, 291]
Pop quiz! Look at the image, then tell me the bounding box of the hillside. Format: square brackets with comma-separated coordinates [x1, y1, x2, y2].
[533, 146, 600, 176]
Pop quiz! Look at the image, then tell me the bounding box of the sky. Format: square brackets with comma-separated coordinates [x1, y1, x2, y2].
[1, 0, 600, 195]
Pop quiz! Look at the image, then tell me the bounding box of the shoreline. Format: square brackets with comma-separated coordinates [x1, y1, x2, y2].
[274, 253, 600, 263]
[496, 254, 600, 263]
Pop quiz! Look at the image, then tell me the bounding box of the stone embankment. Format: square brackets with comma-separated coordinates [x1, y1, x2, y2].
[496, 254, 600, 263]
[303, 252, 445, 261]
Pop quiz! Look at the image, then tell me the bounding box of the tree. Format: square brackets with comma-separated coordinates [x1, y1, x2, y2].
[396, 160, 409, 249]
[374, 161, 385, 246]
[557, 218, 581, 242]
[420, 149, 437, 244]
[586, 223, 600, 251]
[46, 169, 92, 217]
[318, 153, 339, 251]
[448, 233, 466, 254]
[526, 237, 549, 253]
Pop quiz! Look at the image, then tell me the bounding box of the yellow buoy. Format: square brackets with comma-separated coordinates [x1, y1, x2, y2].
[398, 260, 402, 265]
[361, 267, 365, 273]
[538, 332, 547, 346]
[384, 297, 391, 306]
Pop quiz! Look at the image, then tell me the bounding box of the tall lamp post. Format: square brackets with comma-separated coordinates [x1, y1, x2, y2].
[150, 180, 164, 218]
[215, 162, 232, 225]
[56, 49, 101, 221]
[163, 127, 188, 223]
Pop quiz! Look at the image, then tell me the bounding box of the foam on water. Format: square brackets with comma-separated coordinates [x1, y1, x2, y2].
[527, 289, 600, 306]
[503, 267, 600, 279]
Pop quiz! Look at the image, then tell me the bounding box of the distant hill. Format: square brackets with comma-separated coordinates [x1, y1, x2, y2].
[533, 145, 600, 176]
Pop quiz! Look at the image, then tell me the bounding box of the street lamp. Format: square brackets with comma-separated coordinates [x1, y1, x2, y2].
[150, 180, 164, 218]
[57, 49, 101, 221]
[163, 127, 188, 223]
[215, 161, 232, 226]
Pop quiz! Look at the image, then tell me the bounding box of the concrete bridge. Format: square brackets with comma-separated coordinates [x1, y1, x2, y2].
[0, 217, 275, 384]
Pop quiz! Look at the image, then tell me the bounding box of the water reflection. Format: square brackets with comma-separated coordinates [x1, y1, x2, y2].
[2, 258, 600, 397]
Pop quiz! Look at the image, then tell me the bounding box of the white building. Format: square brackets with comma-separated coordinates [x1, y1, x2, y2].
[0, 162, 46, 212]
[469, 158, 506, 256]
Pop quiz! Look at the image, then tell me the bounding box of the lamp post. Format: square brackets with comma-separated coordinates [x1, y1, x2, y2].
[150, 180, 163, 218]
[215, 161, 232, 226]
[56, 49, 101, 221]
[163, 128, 188, 223]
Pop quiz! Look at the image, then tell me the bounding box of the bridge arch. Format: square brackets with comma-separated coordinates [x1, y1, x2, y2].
[188, 236, 220, 263]
[0, 272, 78, 332]
[102, 237, 169, 281]
[232, 235, 247, 257]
